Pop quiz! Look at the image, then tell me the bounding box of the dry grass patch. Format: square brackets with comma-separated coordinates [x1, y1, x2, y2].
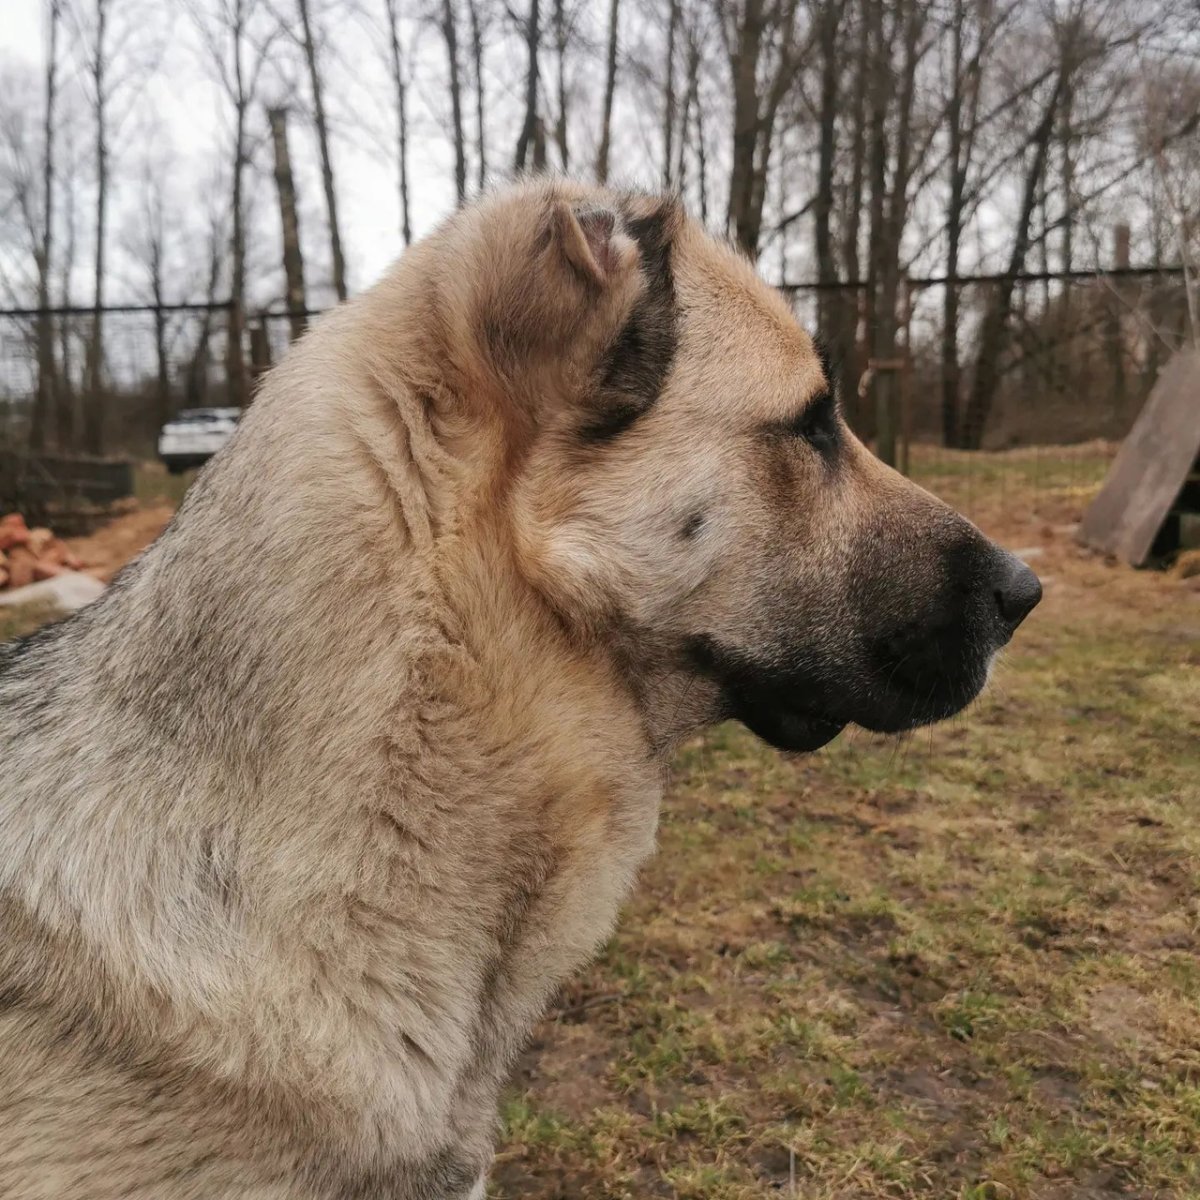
[2, 450, 1196, 1198]
[493, 451, 1200, 1199]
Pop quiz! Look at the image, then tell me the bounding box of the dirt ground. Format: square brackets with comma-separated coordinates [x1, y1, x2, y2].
[2, 451, 1198, 1197]
[65, 504, 175, 581]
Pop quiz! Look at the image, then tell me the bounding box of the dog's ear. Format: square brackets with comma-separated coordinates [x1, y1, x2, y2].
[552, 203, 620, 289]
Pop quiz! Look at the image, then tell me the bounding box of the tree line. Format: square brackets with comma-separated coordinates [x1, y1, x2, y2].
[1, 0, 1197, 457]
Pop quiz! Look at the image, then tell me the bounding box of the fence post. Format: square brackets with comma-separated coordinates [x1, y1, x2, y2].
[874, 358, 897, 469]
[857, 356, 902, 468]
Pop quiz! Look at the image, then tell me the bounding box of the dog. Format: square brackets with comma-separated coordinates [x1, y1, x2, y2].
[0, 179, 1039, 1198]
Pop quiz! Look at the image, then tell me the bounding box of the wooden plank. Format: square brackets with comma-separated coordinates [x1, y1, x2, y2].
[1078, 348, 1200, 565]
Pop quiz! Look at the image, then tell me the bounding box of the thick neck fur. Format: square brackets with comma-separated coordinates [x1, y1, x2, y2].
[0, 252, 664, 1176]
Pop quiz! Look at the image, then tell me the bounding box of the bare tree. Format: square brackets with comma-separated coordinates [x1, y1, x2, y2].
[960, 66, 1069, 447]
[0, 69, 49, 446]
[297, 0, 348, 300]
[82, 0, 110, 456]
[551, 0, 570, 171]
[223, 0, 251, 408]
[673, 9, 702, 194]
[189, 0, 280, 409]
[383, 0, 413, 242]
[514, 0, 541, 172]
[595, 0, 619, 183]
[689, 13, 711, 222]
[51, 0, 164, 453]
[122, 158, 174, 432]
[185, 190, 228, 411]
[56, 113, 80, 448]
[662, 0, 679, 187]
[268, 107, 308, 340]
[863, 0, 928, 464]
[466, 0, 488, 190]
[440, 0, 467, 204]
[1146, 89, 1200, 346]
[723, 0, 803, 258]
[30, 0, 62, 452]
[811, 0, 844, 354]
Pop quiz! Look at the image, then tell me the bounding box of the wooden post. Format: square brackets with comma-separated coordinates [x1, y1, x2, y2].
[1106, 223, 1131, 422]
[875, 366, 897, 467]
[858, 356, 905, 469]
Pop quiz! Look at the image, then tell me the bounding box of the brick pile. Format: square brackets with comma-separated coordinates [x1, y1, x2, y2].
[0, 514, 85, 591]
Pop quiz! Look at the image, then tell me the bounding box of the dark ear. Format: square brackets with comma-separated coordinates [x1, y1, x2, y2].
[553, 202, 620, 288]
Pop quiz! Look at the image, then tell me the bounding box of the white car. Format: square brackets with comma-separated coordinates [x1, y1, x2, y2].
[157, 407, 241, 474]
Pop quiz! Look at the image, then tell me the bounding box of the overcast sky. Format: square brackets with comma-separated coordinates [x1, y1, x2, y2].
[2, 0, 525, 307]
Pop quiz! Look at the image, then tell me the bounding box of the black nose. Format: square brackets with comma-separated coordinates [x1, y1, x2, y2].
[993, 554, 1042, 632]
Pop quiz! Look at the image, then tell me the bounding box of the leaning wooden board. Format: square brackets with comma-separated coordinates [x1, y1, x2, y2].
[1078, 348, 1200, 565]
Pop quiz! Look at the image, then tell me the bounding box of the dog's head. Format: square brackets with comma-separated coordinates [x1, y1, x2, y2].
[441, 181, 1040, 753]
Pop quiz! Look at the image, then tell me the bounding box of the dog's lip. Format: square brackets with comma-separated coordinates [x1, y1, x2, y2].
[734, 698, 847, 754]
[774, 710, 847, 753]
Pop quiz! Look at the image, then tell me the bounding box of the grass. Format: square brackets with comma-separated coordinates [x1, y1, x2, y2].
[490, 449, 1200, 1199]
[4, 448, 1198, 1197]
[0, 599, 64, 642]
[133, 462, 198, 509]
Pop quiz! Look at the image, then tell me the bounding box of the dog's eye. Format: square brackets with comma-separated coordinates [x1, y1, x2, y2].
[779, 389, 839, 454]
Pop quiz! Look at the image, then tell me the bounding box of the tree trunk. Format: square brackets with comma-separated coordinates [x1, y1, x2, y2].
[467, 0, 486, 191]
[837, 0, 869, 430]
[152, 241, 171, 433]
[83, 0, 108, 457]
[726, 0, 766, 256]
[187, 223, 222, 410]
[384, 0, 413, 243]
[842, 1, 867, 286]
[269, 107, 308, 342]
[595, 0, 619, 184]
[226, 0, 249, 411]
[552, 0, 569, 171]
[441, 0, 467, 203]
[864, 0, 924, 467]
[940, 0, 966, 449]
[662, 0, 678, 188]
[864, 0, 895, 464]
[676, 31, 699, 189]
[55, 131, 77, 449]
[1059, 72, 1074, 277]
[813, 0, 840, 349]
[297, 0, 347, 301]
[1104, 222, 1129, 421]
[694, 75, 709, 223]
[726, 0, 798, 259]
[961, 71, 1066, 449]
[514, 0, 540, 172]
[532, 115, 547, 170]
[32, 0, 61, 452]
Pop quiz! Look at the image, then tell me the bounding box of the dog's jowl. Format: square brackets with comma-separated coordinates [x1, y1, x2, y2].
[0, 180, 1039, 1199]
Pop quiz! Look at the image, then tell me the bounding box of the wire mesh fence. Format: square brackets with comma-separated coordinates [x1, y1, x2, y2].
[0, 303, 310, 458]
[1, 264, 1192, 528]
[786, 265, 1193, 526]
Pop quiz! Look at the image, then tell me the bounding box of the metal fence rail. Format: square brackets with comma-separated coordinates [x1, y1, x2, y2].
[1, 263, 1191, 527]
[784, 264, 1193, 463]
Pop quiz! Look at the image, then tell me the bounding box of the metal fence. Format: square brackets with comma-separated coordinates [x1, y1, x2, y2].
[785, 266, 1192, 447]
[1, 265, 1192, 526]
[0, 302, 303, 458]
